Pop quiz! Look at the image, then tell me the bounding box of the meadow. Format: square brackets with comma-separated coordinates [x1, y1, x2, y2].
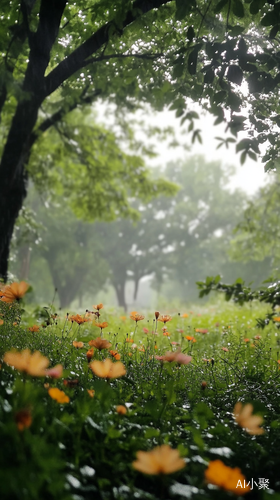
[1, 283, 280, 500]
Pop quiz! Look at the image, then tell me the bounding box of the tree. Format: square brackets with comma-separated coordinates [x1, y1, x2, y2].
[2, 0, 280, 280]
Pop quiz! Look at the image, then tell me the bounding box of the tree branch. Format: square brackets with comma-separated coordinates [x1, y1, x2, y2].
[44, 0, 172, 97]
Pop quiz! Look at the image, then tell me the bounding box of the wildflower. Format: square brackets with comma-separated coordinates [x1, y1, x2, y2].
[233, 402, 264, 435]
[87, 389, 95, 398]
[73, 341, 84, 348]
[254, 335, 261, 340]
[69, 314, 88, 325]
[163, 331, 170, 336]
[143, 327, 149, 334]
[158, 314, 172, 324]
[138, 346, 145, 352]
[132, 445, 185, 475]
[45, 364, 63, 378]
[120, 315, 126, 321]
[170, 341, 180, 345]
[90, 358, 126, 379]
[201, 381, 207, 390]
[0, 319, 3, 326]
[204, 460, 250, 495]
[116, 405, 127, 415]
[185, 336, 194, 341]
[195, 328, 208, 334]
[155, 311, 160, 319]
[130, 311, 145, 322]
[126, 337, 133, 343]
[15, 409, 32, 431]
[63, 379, 79, 387]
[86, 348, 94, 361]
[88, 337, 111, 350]
[181, 313, 189, 318]
[93, 303, 103, 310]
[155, 349, 192, 365]
[48, 388, 70, 403]
[109, 349, 121, 360]
[28, 325, 40, 332]
[94, 321, 108, 330]
[221, 347, 229, 352]
[0, 281, 29, 302]
[244, 338, 250, 343]
[215, 322, 220, 327]
[3, 349, 49, 376]
[273, 316, 280, 322]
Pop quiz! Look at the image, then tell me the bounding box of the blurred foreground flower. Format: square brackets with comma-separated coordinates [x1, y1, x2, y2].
[28, 325, 40, 332]
[0, 281, 29, 302]
[233, 402, 264, 435]
[132, 445, 185, 475]
[45, 364, 63, 379]
[15, 409, 32, 431]
[48, 388, 70, 403]
[130, 311, 145, 322]
[73, 341, 84, 348]
[195, 328, 208, 334]
[90, 358, 126, 379]
[89, 337, 111, 350]
[116, 405, 127, 415]
[205, 460, 250, 495]
[155, 349, 192, 365]
[4, 349, 49, 376]
[86, 348, 94, 361]
[87, 389, 95, 397]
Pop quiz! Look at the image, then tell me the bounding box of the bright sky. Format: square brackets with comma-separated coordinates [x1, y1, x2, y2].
[143, 107, 268, 195]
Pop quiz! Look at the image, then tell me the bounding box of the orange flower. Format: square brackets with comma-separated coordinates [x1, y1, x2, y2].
[185, 335, 194, 341]
[120, 315, 126, 321]
[204, 460, 250, 495]
[233, 402, 264, 435]
[116, 405, 127, 415]
[195, 328, 208, 334]
[48, 388, 70, 403]
[88, 337, 111, 350]
[3, 349, 49, 376]
[86, 348, 94, 361]
[163, 331, 170, 336]
[130, 311, 145, 322]
[94, 321, 108, 330]
[28, 325, 40, 332]
[181, 313, 189, 318]
[0, 281, 29, 302]
[155, 349, 192, 365]
[273, 316, 280, 322]
[73, 341, 84, 348]
[90, 358, 126, 379]
[254, 335, 261, 340]
[244, 338, 250, 343]
[45, 364, 63, 379]
[126, 337, 133, 343]
[221, 347, 229, 352]
[93, 303, 103, 310]
[15, 409, 32, 431]
[132, 445, 185, 475]
[69, 314, 88, 325]
[109, 350, 121, 360]
[0, 319, 4, 326]
[87, 389, 95, 398]
[158, 314, 172, 324]
[201, 381, 207, 390]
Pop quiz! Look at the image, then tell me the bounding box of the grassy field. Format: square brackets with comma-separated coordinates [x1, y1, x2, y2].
[1, 292, 280, 500]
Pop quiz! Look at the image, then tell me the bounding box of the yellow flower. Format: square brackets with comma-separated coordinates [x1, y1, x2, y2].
[48, 388, 70, 403]
[90, 358, 126, 379]
[233, 402, 264, 435]
[204, 460, 250, 495]
[0, 281, 29, 302]
[3, 349, 49, 376]
[132, 445, 185, 475]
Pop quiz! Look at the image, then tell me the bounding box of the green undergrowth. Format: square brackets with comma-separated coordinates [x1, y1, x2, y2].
[1, 298, 280, 500]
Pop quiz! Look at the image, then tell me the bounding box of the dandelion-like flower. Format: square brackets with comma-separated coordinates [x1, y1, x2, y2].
[233, 402, 264, 435]
[204, 460, 250, 495]
[132, 445, 185, 475]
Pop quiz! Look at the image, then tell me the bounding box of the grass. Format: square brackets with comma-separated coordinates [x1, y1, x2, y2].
[1, 296, 280, 500]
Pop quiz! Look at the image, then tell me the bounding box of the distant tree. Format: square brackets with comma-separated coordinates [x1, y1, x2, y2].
[2, 0, 280, 281]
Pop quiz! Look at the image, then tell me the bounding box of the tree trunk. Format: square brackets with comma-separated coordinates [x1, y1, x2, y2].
[113, 281, 127, 311]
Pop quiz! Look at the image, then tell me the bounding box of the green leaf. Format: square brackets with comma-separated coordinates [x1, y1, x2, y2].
[232, 0, 245, 18]
[227, 65, 243, 85]
[261, 11, 278, 27]
[214, 0, 229, 14]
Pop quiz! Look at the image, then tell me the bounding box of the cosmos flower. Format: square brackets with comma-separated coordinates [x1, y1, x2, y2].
[69, 314, 88, 325]
[158, 314, 172, 324]
[94, 321, 109, 330]
[93, 303, 103, 310]
[204, 460, 250, 495]
[86, 348, 94, 361]
[130, 311, 145, 322]
[3, 349, 49, 376]
[233, 402, 264, 435]
[90, 358, 126, 379]
[0, 281, 29, 302]
[48, 388, 70, 403]
[28, 325, 40, 332]
[109, 349, 121, 360]
[88, 337, 111, 350]
[132, 445, 185, 475]
[73, 341, 84, 348]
